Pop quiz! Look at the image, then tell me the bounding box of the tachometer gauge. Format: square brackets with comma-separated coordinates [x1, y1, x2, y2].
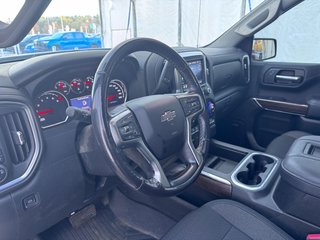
[35, 91, 69, 128]
[70, 78, 85, 94]
[54, 81, 70, 95]
[84, 76, 94, 92]
[107, 79, 127, 108]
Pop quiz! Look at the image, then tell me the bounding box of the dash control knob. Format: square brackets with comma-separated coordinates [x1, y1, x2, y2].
[202, 85, 212, 95]
[0, 165, 8, 184]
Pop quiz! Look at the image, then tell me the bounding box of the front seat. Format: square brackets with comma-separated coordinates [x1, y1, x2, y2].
[162, 200, 293, 240]
[266, 131, 309, 159]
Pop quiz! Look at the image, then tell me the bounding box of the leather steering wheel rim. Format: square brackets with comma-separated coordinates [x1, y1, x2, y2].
[92, 38, 210, 195]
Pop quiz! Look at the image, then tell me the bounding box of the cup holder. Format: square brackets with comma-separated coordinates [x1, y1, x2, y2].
[237, 171, 262, 185]
[252, 154, 274, 165]
[235, 154, 276, 186]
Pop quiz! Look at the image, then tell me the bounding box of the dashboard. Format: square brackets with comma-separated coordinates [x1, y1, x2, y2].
[30, 50, 214, 130]
[17, 48, 249, 130]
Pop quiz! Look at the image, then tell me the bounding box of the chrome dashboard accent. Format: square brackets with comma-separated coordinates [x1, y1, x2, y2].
[16, 131, 25, 145]
[175, 51, 208, 93]
[0, 102, 41, 193]
[201, 170, 231, 186]
[242, 55, 250, 84]
[231, 152, 280, 191]
[40, 90, 70, 129]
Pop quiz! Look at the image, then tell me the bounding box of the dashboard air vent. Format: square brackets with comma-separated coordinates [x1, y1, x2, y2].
[0, 110, 31, 164]
[242, 55, 250, 84]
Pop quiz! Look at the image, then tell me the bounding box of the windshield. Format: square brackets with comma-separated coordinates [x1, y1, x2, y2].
[0, 0, 264, 58]
[21, 35, 33, 43]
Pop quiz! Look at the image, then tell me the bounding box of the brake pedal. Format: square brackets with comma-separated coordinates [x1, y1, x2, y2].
[69, 204, 96, 228]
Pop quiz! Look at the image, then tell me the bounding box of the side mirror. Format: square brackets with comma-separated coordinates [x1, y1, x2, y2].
[252, 38, 277, 61]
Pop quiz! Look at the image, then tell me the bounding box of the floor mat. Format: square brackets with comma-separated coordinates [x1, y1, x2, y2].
[40, 206, 156, 240]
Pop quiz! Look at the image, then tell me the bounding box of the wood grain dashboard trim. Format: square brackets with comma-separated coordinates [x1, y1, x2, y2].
[253, 98, 308, 116]
[198, 171, 232, 197]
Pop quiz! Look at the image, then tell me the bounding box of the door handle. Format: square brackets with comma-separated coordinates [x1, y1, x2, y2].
[275, 75, 302, 83]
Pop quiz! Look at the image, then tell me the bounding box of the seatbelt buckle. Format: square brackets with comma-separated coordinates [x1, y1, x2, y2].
[307, 234, 320, 240]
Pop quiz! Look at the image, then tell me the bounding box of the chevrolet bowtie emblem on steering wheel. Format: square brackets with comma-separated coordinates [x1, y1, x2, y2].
[161, 110, 176, 122]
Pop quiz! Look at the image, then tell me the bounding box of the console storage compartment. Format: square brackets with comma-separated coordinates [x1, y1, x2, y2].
[199, 140, 249, 198]
[275, 135, 320, 227]
[206, 143, 247, 174]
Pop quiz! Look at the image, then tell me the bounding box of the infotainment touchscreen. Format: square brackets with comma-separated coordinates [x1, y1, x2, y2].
[187, 60, 204, 84]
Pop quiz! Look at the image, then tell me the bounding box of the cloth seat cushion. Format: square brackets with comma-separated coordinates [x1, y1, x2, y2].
[162, 200, 293, 240]
[266, 131, 309, 159]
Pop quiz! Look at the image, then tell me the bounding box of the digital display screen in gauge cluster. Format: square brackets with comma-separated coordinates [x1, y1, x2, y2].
[70, 95, 92, 111]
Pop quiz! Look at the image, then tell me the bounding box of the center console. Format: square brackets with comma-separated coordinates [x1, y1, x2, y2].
[275, 135, 320, 227]
[200, 140, 280, 197]
[194, 137, 320, 239]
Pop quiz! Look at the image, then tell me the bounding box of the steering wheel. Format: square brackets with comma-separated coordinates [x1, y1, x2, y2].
[91, 38, 210, 195]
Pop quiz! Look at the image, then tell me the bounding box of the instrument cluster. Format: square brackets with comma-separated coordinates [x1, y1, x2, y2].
[34, 76, 127, 129]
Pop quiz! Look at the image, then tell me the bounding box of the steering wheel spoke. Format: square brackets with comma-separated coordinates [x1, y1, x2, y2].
[110, 106, 171, 189]
[176, 93, 205, 164]
[135, 140, 171, 189]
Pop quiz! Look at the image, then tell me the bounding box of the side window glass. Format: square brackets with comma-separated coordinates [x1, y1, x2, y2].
[75, 33, 83, 39]
[63, 33, 73, 40]
[254, 0, 320, 63]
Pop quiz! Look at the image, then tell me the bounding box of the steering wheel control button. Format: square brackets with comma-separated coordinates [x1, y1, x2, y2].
[191, 125, 199, 135]
[117, 114, 140, 141]
[207, 100, 216, 126]
[180, 96, 201, 116]
[0, 165, 8, 184]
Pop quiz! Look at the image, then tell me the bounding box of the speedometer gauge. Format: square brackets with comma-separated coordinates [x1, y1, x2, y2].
[35, 91, 69, 128]
[107, 80, 127, 108]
